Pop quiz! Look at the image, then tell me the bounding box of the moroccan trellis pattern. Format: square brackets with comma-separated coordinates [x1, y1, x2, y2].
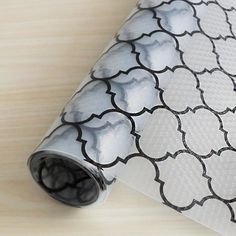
[30, 0, 236, 234]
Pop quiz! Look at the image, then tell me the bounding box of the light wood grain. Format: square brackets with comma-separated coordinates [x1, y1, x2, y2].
[0, 1, 220, 235]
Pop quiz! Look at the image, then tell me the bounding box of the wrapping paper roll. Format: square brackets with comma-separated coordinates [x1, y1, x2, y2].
[28, 0, 236, 235]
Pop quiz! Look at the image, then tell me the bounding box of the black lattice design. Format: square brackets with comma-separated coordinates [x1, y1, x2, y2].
[37, 0, 236, 233]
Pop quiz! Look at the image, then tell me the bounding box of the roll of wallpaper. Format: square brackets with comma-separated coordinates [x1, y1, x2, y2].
[28, 0, 236, 235]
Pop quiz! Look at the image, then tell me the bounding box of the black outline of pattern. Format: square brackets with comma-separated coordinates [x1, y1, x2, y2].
[35, 0, 236, 229]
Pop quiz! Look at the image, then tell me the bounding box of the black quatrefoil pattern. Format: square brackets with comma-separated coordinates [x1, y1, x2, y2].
[38, 0, 236, 234]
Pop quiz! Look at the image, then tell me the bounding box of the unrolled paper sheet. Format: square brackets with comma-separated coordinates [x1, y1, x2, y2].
[28, 0, 236, 235]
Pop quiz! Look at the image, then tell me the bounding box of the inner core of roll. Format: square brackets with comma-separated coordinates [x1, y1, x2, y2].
[29, 152, 100, 207]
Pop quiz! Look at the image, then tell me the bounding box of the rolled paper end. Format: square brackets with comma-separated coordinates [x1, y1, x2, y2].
[28, 151, 108, 207]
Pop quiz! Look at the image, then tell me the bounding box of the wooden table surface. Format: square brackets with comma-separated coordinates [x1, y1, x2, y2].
[0, 0, 220, 235]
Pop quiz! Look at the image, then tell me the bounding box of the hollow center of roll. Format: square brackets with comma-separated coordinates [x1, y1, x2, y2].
[29, 154, 99, 207]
